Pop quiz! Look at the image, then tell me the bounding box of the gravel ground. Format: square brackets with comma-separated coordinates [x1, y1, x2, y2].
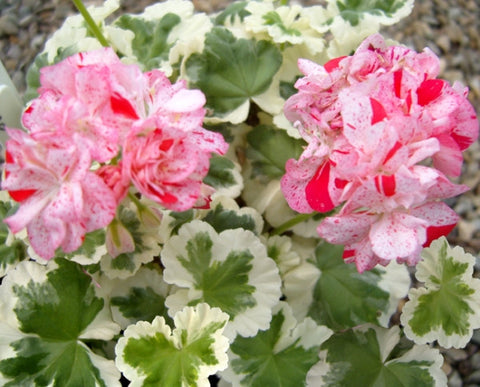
[1, 0, 480, 385]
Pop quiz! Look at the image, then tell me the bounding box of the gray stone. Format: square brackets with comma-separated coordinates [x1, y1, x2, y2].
[448, 371, 462, 387]
[0, 14, 18, 36]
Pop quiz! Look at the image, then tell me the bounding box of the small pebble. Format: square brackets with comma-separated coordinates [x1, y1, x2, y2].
[448, 370, 463, 387]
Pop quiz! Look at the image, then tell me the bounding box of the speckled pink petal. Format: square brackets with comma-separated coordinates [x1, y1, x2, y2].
[3, 192, 52, 233]
[165, 89, 206, 113]
[410, 201, 459, 247]
[46, 182, 84, 221]
[189, 128, 228, 155]
[432, 133, 463, 177]
[317, 212, 375, 245]
[369, 213, 427, 261]
[61, 221, 88, 254]
[27, 215, 66, 260]
[81, 173, 117, 232]
[280, 158, 315, 213]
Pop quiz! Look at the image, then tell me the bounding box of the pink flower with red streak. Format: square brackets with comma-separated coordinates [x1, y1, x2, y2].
[281, 34, 478, 271]
[2, 47, 228, 259]
[23, 48, 145, 163]
[123, 124, 227, 212]
[1, 128, 117, 260]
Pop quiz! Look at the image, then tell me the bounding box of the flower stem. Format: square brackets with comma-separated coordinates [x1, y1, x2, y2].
[71, 0, 109, 47]
[271, 212, 317, 236]
[128, 191, 143, 209]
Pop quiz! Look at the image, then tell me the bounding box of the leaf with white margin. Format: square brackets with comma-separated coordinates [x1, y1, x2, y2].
[376, 261, 411, 327]
[329, 0, 414, 27]
[162, 220, 281, 339]
[246, 124, 306, 181]
[401, 237, 480, 349]
[307, 324, 447, 387]
[115, 303, 229, 387]
[42, 0, 120, 62]
[214, 1, 251, 25]
[0, 259, 121, 386]
[61, 229, 107, 266]
[201, 196, 263, 235]
[307, 242, 400, 330]
[264, 234, 301, 276]
[220, 302, 332, 386]
[324, 0, 413, 58]
[284, 260, 321, 321]
[204, 155, 244, 200]
[185, 27, 282, 121]
[100, 205, 161, 279]
[106, 265, 173, 329]
[243, 1, 326, 56]
[114, 12, 181, 71]
[138, 0, 212, 77]
[0, 196, 27, 277]
[242, 179, 319, 238]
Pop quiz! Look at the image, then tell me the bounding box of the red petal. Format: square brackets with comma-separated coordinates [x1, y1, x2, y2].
[324, 56, 347, 73]
[110, 92, 139, 119]
[383, 141, 403, 164]
[370, 98, 387, 125]
[374, 174, 396, 197]
[159, 139, 174, 152]
[393, 70, 403, 98]
[334, 178, 348, 189]
[5, 151, 37, 202]
[417, 79, 445, 106]
[305, 162, 335, 213]
[342, 249, 355, 259]
[424, 223, 456, 247]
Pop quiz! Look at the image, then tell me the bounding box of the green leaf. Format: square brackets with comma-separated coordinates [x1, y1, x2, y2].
[401, 237, 480, 348]
[168, 209, 195, 235]
[312, 325, 446, 386]
[162, 220, 281, 338]
[263, 11, 301, 36]
[100, 205, 160, 279]
[109, 266, 173, 329]
[334, 0, 413, 26]
[204, 155, 243, 199]
[178, 231, 256, 318]
[185, 27, 282, 116]
[115, 304, 229, 387]
[13, 259, 104, 339]
[0, 260, 121, 386]
[0, 198, 27, 276]
[114, 13, 181, 71]
[202, 198, 262, 234]
[246, 124, 306, 180]
[279, 79, 299, 100]
[214, 1, 251, 25]
[0, 338, 112, 387]
[205, 156, 236, 188]
[307, 242, 390, 330]
[59, 228, 106, 265]
[222, 302, 332, 386]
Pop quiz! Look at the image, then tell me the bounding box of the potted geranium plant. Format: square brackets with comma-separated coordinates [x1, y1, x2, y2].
[0, 0, 479, 386]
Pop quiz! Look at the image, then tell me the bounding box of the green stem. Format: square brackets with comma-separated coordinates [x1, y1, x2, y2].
[72, 0, 109, 47]
[128, 191, 144, 209]
[271, 212, 317, 236]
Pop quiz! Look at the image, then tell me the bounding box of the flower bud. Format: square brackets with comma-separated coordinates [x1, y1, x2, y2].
[105, 218, 135, 258]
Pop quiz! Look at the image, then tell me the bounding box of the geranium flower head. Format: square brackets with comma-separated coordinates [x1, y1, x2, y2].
[2, 128, 117, 259]
[281, 33, 478, 271]
[123, 125, 227, 212]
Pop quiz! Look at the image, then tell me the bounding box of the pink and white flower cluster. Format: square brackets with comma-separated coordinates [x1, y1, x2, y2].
[2, 47, 228, 260]
[282, 34, 478, 272]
